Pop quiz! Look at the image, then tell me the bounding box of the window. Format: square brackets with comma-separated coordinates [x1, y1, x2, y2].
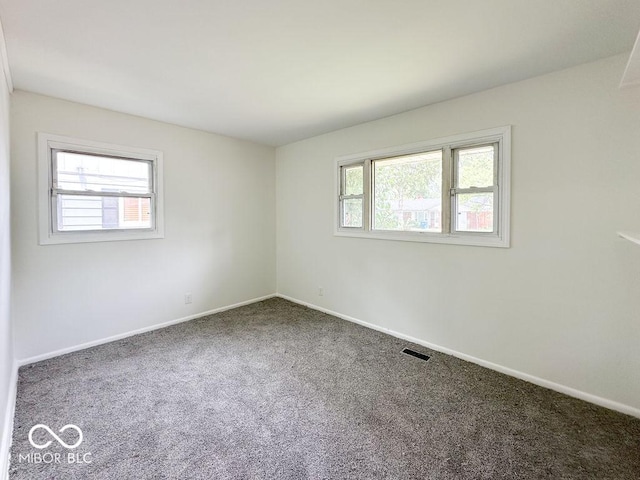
[372, 150, 443, 233]
[452, 144, 497, 234]
[339, 164, 364, 228]
[38, 133, 164, 244]
[335, 126, 510, 247]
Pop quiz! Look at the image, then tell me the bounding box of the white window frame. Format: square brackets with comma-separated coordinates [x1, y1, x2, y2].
[338, 163, 367, 229]
[334, 126, 511, 248]
[37, 133, 165, 245]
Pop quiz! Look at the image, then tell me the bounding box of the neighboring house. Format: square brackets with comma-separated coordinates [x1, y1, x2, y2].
[388, 196, 492, 232]
[57, 162, 151, 231]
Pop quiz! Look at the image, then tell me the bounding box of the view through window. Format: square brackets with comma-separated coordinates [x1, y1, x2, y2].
[54, 151, 153, 232]
[372, 150, 442, 232]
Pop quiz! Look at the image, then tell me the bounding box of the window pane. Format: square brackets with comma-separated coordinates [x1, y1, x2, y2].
[342, 198, 363, 228]
[457, 145, 494, 189]
[373, 150, 442, 232]
[343, 165, 363, 195]
[455, 193, 493, 232]
[55, 151, 151, 194]
[57, 194, 152, 231]
[123, 197, 151, 223]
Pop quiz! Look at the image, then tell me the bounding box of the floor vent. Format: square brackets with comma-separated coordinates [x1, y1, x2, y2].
[402, 348, 430, 362]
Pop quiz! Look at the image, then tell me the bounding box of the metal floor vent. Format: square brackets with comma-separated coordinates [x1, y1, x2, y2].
[402, 348, 430, 362]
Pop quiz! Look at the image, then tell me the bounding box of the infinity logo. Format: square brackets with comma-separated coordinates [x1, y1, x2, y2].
[28, 424, 83, 450]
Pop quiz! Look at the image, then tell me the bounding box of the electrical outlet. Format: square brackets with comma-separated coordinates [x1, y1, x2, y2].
[318, 287, 324, 296]
[185, 293, 193, 304]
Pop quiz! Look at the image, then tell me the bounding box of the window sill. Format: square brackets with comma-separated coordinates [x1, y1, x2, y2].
[39, 229, 164, 246]
[334, 229, 509, 248]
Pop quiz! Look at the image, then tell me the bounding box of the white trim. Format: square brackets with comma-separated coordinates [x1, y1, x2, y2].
[37, 133, 165, 245]
[620, 29, 640, 88]
[334, 229, 508, 248]
[0, 361, 18, 480]
[335, 126, 510, 165]
[276, 293, 640, 420]
[17, 294, 276, 366]
[334, 126, 511, 248]
[0, 18, 13, 93]
[618, 231, 640, 246]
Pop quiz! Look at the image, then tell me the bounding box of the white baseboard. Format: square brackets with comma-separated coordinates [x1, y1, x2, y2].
[18, 294, 277, 366]
[277, 294, 640, 420]
[1, 360, 18, 480]
[12, 292, 640, 420]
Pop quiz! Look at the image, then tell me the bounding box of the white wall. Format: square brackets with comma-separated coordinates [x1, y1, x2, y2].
[11, 91, 276, 360]
[276, 54, 640, 412]
[0, 49, 13, 478]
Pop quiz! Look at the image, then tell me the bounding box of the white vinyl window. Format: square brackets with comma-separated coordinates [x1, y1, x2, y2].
[452, 143, 498, 234]
[339, 164, 365, 228]
[38, 133, 164, 245]
[335, 126, 511, 247]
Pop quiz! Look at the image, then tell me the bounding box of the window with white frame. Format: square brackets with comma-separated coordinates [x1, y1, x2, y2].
[336, 126, 510, 247]
[38, 133, 164, 245]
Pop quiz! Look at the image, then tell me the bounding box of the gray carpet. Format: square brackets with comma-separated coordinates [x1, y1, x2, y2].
[8, 298, 640, 479]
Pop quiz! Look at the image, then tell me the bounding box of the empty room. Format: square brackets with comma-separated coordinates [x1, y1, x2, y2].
[1, 1, 640, 479]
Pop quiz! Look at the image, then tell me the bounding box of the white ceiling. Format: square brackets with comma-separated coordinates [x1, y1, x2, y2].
[0, 0, 639, 146]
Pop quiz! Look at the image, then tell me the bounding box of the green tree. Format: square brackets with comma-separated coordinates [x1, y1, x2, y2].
[374, 156, 441, 230]
[344, 165, 363, 195]
[456, 147, 493, 189]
